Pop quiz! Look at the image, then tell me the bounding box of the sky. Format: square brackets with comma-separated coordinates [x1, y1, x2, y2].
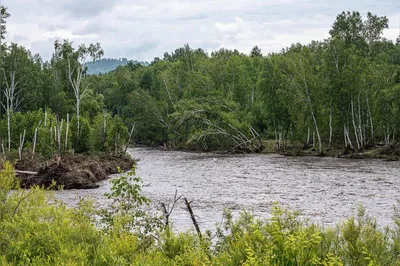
[2, 0, 400, 62]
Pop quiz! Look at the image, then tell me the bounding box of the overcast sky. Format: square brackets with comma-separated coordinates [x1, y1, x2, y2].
[3, 0, 400, 62]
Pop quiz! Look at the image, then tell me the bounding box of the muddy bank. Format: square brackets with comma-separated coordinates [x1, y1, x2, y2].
[15, 154, 135, 189]
[279, 142, 400, 161]
[150, 140, 400, 161]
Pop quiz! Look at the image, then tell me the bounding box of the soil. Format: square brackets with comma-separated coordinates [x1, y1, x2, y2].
[273, 141, 400, 161]
[15, 153, 135, 189]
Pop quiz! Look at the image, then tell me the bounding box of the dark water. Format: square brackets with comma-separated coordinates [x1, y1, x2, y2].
[56, 147, 400, 231]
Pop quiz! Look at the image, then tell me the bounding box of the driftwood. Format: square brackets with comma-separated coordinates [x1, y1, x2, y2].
[184, 198, 202, 238]
[160, 190, 181, 228]
[16, 170, 38, 175]
[16, 154, 135, 189]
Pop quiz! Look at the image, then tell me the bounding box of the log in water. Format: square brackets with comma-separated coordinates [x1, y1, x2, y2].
[55, 147, 400, 232]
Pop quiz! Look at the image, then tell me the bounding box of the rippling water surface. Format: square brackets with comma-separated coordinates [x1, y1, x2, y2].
[56, 147, 400, 231]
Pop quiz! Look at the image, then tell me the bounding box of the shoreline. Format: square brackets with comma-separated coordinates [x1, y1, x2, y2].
[135, 142, 400, 161]
[13, 142, 398, 190]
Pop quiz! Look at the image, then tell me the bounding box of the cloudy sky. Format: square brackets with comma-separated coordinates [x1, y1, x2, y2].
[3, 0, 400, 62]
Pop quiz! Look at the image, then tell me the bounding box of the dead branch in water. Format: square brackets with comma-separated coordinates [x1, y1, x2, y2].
[160, 190, 181, 228]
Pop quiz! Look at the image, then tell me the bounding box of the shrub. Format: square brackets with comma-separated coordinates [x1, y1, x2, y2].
[1, 165, 400, 265]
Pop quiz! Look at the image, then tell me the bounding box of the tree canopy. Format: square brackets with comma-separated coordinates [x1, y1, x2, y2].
[0, 8, 399, 156]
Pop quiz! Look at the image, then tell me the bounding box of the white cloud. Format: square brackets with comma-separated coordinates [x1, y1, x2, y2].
[3, 0, 399, 61]
[385, 14, 400, 41]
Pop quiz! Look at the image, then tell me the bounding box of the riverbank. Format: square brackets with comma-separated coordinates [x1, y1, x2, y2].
[147, 140, 400, 161]
[14, 153, 135, 189]
[277, 141, 400, 161]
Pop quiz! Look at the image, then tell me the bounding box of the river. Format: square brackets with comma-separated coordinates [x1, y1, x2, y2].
[56, 147, 400, 231]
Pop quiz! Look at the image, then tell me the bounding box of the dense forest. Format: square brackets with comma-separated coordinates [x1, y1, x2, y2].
[1, 6, 400, 160]
[89, 12, 400, 154]
[85, 58, 149, 75]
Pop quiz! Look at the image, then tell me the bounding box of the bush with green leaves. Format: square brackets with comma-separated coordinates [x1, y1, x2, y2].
[70, 115, 92, 153]
[2, 162, 400, 265]
[99, 167, 162, 238]
[107, 115, 129, 153]
[0, 161, 101, 265]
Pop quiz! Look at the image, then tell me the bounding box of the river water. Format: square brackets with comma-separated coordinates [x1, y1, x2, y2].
[56, 147, 400, 231]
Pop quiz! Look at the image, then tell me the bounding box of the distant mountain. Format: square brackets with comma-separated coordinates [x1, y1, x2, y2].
[85, 58, 149, 75]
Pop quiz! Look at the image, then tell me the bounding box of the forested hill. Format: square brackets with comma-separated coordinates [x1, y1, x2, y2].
[85, 58, 149, 75]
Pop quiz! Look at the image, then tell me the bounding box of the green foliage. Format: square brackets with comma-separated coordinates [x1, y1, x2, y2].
[0, 5, 10, 39]
[91, 113, 128, 153]
[80, 89, 105, 119]
[125, 89, 169, 145]
[169, 95, 254, 151]
[1, 9, 399, 154]
[0, 162, 101, 265]
[84, 11, 397, 152]
[108, 115, 129, 153]
[332, 207, 396, 265]
[70, 116, 91, 153]
[91, 112, 111, 152]
[100, 167, 162, 238]
[1, 163, 400, 265]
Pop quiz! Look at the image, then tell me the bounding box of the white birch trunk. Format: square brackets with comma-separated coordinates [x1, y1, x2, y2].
[3, 68, 24, 153]
[32, 127, 38, 159]
[18, 129, 26, 159]
[44, 109, 47, 127]
[366, 96, 374, 141]
[56, 116, 61, 157]
[351, 98, 360, 150]
[65, 114, 69, 153]
[357, 93, 364, 147]
[7, 109, 10, 152]
[124, 124, 135, 154]
[345, 124, 354, 149]
[310, 106, 321, 153]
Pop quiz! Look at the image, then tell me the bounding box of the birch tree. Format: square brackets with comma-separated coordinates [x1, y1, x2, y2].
[1, 44, 31, 151]
[282, 45, 325, 153]
[54, 40, 103, 147]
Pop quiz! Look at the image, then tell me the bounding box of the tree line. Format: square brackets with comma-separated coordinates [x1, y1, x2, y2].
[0, 6, 131, 161]
[1, 7, 400, 157]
